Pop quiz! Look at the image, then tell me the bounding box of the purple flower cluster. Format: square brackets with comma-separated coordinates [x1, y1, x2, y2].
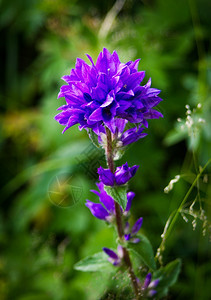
[55, 48, 163, 144]
[86, 162, 143, 245]
[85, 182, 135, 221]
[86, 162, 139, 220]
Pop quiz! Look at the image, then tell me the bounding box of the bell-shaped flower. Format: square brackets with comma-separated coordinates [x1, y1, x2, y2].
[97, 167, 115, 186]
[115, 163, 139, 185]
[85, 182, 115, 222]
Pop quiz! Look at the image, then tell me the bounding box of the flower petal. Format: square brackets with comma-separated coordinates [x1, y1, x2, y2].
[125, 191, 135, 213]
[144, 273, 152, 289]
[95, 182, 115, 213]
[98, 167, 115, 186]
[103, 247, 118, 260]
[131, 217, 143, 235]
[85, 200, 109, 220]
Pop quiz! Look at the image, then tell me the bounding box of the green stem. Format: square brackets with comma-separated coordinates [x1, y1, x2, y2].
[157, 158, 211, 263]
[105, 127, 140, 299]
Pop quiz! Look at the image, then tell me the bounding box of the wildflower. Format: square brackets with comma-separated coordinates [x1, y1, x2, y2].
[97, 118, 148, 149]
[103, 245, 124, 266]
[55, 48, 163, 134]
[142, 273, 159, 297]
[85, 182, 135, 220]
[124, 191, 135, 214]
[124, 217, 143, 243]
[97, 163, 139, 186]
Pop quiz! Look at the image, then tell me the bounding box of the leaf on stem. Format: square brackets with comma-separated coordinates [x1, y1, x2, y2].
[104, 185, 128, 210]
[88, 129, 100, 148]
[154, 258, 182, 298]
[128, 233, 156, 270]
[74, 252, 113, 272]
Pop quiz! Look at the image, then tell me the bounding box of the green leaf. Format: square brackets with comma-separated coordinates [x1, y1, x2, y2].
[74, 252, 112, 272]
[154, 259, 181, 298]
[104, 185, 127, 210]
[128, 234, 156, 270]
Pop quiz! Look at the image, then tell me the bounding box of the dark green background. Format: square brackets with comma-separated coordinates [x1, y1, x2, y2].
[0, 0, 210, 299]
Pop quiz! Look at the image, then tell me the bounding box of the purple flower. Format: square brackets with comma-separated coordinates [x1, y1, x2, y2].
[86, 182, 135, 219]
[142, 273, 159, 297]
[97, 167, 115, 186]
[85, 182, 115, 221]
[97, 163, 139, 186]
[125, 191, 135, 214]
[97, 118, 148, 148]
[124, 217, 143, 243]
[144, 273, 152, 289]
[131, 217, 143, 235]
[103, 245, 124, 266]
[55, 48, 163, 133]
[85, 201, 110, 220]
[115, 163, 139, 185]
[120, 124, 148, 146]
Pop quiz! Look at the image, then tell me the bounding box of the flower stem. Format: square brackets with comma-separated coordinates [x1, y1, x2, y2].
[156, 158, 211, 265]
[105, 127, 140, 299]
[106, 127, 115, 173]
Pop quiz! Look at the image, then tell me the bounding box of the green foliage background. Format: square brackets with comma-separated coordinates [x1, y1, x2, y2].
[0, 0, 210, 299]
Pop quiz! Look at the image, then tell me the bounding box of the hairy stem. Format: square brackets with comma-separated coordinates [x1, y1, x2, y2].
[105, 127, 140, 298]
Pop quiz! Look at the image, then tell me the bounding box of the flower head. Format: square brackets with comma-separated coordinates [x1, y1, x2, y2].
[55, 48, 163, 134]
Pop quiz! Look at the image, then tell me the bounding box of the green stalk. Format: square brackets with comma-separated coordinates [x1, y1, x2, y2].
[157, 158, 211, 263]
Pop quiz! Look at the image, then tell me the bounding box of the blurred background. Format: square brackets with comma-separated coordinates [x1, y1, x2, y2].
[0, 0, 210, 299]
